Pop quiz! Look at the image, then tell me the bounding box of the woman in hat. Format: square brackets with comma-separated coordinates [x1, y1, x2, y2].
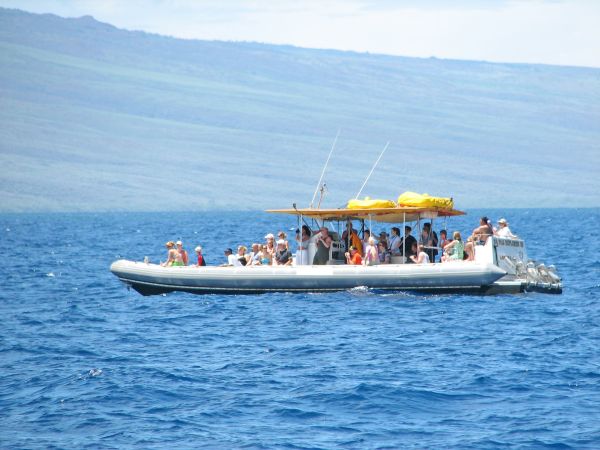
[161, 241, 181, 267]
[495, 218, 516, 238]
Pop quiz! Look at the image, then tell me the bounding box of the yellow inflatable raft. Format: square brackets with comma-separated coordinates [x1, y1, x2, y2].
[397, 192, 454, 209]
[347, 198, 397, 209]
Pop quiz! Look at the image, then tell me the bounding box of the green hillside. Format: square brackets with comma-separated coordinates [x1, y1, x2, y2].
[0, 7, 599, 211]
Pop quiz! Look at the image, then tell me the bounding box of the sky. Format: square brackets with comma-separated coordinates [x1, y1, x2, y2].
[1, 0, 600, 67]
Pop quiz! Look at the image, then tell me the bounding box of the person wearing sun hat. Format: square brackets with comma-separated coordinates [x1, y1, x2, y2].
[161, 241, 179, 266]
[496, 218, 516, 238]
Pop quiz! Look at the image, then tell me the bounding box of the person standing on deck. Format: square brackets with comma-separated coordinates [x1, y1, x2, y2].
[420, 223, 438, 263]
[342, 221, 363, 255]
[399, 226, 417, 258]
[313, 227, 332, 265]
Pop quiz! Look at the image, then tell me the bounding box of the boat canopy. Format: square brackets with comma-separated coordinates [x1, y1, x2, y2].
[266, 206, 465, 224]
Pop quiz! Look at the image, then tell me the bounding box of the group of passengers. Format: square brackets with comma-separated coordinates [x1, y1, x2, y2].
[341, 216, 516, 265]
[223, 231, 293, 267]
[161, 240, 205, 267]
[160, 217, 515, 267]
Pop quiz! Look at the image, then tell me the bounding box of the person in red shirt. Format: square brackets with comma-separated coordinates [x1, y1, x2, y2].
[345, 246, 363, 265]
[194, 246, 206, 266]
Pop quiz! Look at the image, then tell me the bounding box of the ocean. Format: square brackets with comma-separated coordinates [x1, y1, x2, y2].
[1, 209, 599, 449]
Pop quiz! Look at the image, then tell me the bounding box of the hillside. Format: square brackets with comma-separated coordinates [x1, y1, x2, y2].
[0, 7, 599, 211]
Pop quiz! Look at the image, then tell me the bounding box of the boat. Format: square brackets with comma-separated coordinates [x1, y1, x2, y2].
[110, 198, 562, 296]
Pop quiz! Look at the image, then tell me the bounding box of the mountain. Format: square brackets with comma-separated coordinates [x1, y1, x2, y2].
[0, 7, 599, 212]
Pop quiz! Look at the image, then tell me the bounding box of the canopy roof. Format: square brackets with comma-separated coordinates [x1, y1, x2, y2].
[266, 206, 465, 224]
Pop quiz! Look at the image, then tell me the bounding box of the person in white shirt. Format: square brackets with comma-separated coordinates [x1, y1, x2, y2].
[222, 248, 242, 266]
[388, 227, 401, 255]
[495, 218, 516, 238]
[410, 243, 430, 264]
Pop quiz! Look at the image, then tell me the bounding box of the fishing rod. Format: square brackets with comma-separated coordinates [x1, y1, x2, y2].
[310, 129, 340, 208]
[355, 141, 390, 199]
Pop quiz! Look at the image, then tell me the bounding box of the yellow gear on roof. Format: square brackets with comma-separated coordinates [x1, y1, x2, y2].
[397, 192, 454, 209]
[347, 198, 397, 209]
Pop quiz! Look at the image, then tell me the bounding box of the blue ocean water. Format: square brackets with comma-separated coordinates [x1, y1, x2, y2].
[1, 209, 599, 449]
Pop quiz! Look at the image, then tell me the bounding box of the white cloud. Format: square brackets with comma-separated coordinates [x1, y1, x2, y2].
[2, 0, 599, 67]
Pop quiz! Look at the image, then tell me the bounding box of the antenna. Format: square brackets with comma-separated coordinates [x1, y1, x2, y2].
[355, 141, 390, 199]
[310, 129, 340, 208]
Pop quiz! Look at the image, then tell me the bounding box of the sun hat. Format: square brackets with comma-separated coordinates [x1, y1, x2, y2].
[498, 218, 508, 225]
[195, 246, 202, 252]
[264, 233, 274, 239]
[176, 240, 182, 245]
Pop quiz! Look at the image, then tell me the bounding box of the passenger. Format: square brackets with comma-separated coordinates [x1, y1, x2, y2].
[264, 233, 276, 261]
[161, 241, 179, 266]
[222, 248, 242, 267]
[378, 242, 391, 264]
[439, 229, 451, 260]
[362, 229, 371, 255]
[378, 231, 389, 250]
[399, 226, 417, 258]
[237, 245, 248, 266]
[420, 223, 438, 262]
[259, 245, 272, 265]
[176, 241, 189, 266]
[465, 216, 494, 261]
[277, 231, 289, 250]
[410, 243, 430, 264]
[495, 218, 516, 238]
[441, 232, 464, 262]
[345, 245, 363, 265]
[248, 243, 262, 265]
[194, 246, 206, 266]
[274, 239, 292, 266]
[342, 221, 363, 255]
[295, 225, 311, 265]
[313, 227, 333, 265]
[388, 227, 401, 255]
[363, 236, 380, 266]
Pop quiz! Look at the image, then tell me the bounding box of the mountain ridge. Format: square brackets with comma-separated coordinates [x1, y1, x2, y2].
[0, 7, 599, 212]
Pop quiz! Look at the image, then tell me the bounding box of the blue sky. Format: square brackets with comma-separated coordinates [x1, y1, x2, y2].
[2, 0, 599, 67]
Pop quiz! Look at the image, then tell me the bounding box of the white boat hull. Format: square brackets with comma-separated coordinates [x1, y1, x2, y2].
[110, 260, 507, 296]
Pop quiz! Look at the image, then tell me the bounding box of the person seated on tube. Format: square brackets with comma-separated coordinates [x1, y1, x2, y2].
[363, 237, 380, 266]
[465, 216, 494, 261]
[221, 248, 242, 267]
[193, 246, 206, 267]
[248, 243, 262, 265]
[161, 241, 179, 267]
[259, 244, 272, 265]
[377, 241, 391, 264]
[236, 245, 249, 266]
[274, 239, 292, 266]
[409, 243, 430, 264]
[345, 245, 363, 265]
[175, 240, 189, 266]
[441, 231, 464, 262]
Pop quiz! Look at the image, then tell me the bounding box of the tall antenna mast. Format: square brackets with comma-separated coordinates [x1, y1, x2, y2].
[355, 141, 390, 199]
[310, 129, 340, 208]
